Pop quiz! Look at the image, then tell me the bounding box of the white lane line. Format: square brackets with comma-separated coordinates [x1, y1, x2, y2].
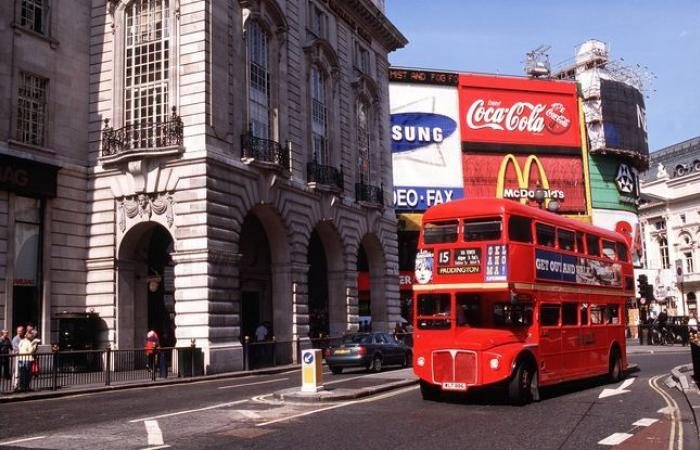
[140, 446, 171, 450]
[145, 420, 164, 446]
[0, 436, 47, 446]
[598, 433, 633, 446]
[633, 418, 659, 427]
[217, 378, 288, 390]
[129, 399, 249, 423]
[257, 385, 418, 427]
[658, 406, 674, 414]
[323, 374, 375, 386]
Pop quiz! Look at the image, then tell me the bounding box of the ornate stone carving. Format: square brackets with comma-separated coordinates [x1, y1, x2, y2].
[118, 192, 175, 232]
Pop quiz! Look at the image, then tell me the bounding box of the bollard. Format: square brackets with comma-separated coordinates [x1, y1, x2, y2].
[244, 336, 250, 371]
[300, 349, 323, 393]
[51, 345, 59, 391]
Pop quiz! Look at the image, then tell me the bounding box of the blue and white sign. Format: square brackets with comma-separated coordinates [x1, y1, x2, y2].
[535, 249, 577, 283]
[390, 83, 463, 212]
[303, 352, 314, 364]
[485, 244, 508, 281]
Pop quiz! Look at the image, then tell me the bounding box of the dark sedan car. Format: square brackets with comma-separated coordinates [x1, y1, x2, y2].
[323, 332, 412, 374]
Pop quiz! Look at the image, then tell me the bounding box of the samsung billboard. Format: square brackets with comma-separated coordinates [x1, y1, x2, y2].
[599, 79, 649, 161]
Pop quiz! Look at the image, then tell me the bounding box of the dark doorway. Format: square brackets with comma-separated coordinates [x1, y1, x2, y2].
[239, 214, 273, 343]
[146, 226, 175, 348]
[308, 229, 329, 338]
[241, 291, 260, 342]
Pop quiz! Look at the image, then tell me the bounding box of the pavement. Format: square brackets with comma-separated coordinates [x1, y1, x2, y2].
[669, 359, 700, 443]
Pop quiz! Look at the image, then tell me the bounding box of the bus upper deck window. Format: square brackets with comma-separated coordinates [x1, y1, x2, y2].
[586, 234, 601, 257]
[508, 216, 532, 243]
[558, 229, 575, 251]
[616, 242, 629, 262]
[602, 240, 616, 260]
[463, 218, 502, 242]
[535, 223, 555, 247]
[423, 221, 458, 244]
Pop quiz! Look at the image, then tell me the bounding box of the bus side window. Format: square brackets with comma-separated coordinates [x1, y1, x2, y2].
[558, 229, 575, 251]
[590, 304, 606, 324]
[576, 232, 585, 254]
[616, 242, 629, 262]
[607, 304, 620, 324]
[536, 223, 556, 248]
[562, 303, 578, 326]
[540, 304, 560, 327]
[586, 234, 601, 257]
[580, 303, 589, 325]
[508, 216, 532, 243]
[602, 240, 616, 260]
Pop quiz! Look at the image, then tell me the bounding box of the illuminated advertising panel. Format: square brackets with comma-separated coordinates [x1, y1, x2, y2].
[458, 74, 581, 153]
[599, 79, 649, 159]
[390, 76, 464, 212]
[462, 153, 588, 215]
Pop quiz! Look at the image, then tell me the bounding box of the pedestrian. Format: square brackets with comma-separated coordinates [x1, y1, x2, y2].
[689, 314, 698, 333]
[17, 330, 40, 392]
[0, 329, 12, 381]
[145, 330, 160, 373]
[255, 322, 269, 342]
[11, 326, 25, 390]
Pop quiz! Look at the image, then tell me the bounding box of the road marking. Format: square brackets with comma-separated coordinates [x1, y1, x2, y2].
[129, 399, 249, 423]
[0, 436, 47, 446]
[256, 385, 418, 427]
[598, 433, 633, 446]
[145, 420, 164, 446]
[649, 374, 683, 450]
[140, 446, 171, 450]
[236, 410, 262, 419]
[217, 378, 288, 390]
[598, 377, 636, 399]
[658, 406, 674, 414]
[323, 374, 375, 386]
[633, 418, 659, 427]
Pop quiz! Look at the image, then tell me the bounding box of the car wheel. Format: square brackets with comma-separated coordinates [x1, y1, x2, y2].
[608, 348, 623, 383]
[371, 355, 383, 373]
[329, 366, 343, 375]
[420, 380, 441, 401]
[403, 351, 412, 368]
[508, 362, 535, 406]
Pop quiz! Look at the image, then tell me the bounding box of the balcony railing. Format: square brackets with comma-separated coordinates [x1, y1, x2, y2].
[355, 182, 383, 206]
[307, 159, 343, 192]
[241, 133, 290, 170]
[101, 107, 184, 160]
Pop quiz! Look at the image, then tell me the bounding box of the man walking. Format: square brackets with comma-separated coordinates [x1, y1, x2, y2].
[11, 326, 25, 390]
[0, 329, 12, 380]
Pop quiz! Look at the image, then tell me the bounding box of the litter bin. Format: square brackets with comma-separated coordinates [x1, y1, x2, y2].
[178, 347, 204, 377]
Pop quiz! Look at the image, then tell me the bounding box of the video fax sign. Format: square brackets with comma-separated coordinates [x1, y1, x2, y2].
[393, 186, 462, 211]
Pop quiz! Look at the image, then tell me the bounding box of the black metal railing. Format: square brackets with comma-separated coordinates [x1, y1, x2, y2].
[633, 323, 694, 346]
[241, 133, 290, 169]
[307, 160, 344, 191]
[355, 182, 383, 205]
[101, 106, 184, 157]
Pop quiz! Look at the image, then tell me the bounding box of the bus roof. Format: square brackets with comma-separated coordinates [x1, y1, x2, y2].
[422, 198, 626, 243]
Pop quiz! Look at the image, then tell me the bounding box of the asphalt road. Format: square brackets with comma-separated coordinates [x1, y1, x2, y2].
[0, 351, 694, 450]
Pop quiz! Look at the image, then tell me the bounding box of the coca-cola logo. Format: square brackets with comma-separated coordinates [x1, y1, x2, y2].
[466, 99, 571, 135]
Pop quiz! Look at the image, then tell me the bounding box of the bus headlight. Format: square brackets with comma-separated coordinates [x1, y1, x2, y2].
[417, 356, 425, 367]
[489, 358, 500, 370]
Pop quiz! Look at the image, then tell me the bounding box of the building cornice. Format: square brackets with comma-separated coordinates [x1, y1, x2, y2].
[328, 0, 407, 51]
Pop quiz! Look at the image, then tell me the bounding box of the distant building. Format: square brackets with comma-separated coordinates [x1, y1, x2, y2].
[637, 136, 700, 316]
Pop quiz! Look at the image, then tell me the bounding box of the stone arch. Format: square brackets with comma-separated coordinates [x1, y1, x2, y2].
[357, 232, 388, 332]
[116, 221, 176, 349]
[307, 220, 347, 337]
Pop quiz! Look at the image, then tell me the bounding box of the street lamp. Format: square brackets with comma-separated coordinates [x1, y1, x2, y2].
[533, 182, 545, 209]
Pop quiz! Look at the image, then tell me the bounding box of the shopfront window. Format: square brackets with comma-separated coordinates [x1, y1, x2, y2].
[13, 196, 43, 332]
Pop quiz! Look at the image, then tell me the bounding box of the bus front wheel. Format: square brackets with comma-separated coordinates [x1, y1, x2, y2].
[608, 348, 623, 383]
[420, 380, 441, 401]
[508, 362, 538, 405]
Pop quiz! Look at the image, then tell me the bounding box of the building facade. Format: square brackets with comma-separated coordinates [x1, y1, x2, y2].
[0, 0, 406, 373]
[637, 136, 700, 317]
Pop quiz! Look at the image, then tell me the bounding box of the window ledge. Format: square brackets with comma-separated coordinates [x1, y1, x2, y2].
[11, 22, 59, 49]
[8, 139, 55, 156]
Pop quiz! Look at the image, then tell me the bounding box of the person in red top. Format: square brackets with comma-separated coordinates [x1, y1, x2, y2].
[145, 330, 160, 373]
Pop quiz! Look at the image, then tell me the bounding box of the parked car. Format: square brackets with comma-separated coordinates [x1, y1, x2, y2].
[323, 332, 412, 374]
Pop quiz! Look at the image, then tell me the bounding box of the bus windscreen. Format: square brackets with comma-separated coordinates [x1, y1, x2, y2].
[463, 218, 501, 242]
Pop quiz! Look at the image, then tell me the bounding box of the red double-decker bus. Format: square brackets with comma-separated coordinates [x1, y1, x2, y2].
[413, 199, 634, 404]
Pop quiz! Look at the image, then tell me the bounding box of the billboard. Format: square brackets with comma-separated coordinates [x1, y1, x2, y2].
[599, 79, 649, 159]
[462, 153, 588, 214]
[390, 80, 464, 212]
[458, 74, 581, 153]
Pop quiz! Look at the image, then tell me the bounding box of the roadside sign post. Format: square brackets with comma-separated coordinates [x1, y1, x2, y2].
[301, 349, 323, 393]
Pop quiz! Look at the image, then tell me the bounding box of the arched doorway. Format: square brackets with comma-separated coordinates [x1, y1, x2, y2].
[117, 222, 175, 349]
[308, 223, 346, 337]
[357, 234, 387, 332]
[239, 214, 273, 342]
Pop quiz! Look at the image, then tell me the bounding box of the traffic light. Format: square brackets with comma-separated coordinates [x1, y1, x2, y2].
[637, 274, 648, 299]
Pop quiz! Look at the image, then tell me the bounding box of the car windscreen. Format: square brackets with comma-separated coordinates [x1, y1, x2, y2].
[342, 334, 373, 345]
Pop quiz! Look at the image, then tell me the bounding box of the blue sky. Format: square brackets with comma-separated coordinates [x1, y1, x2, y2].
[386, 0, 700, 151]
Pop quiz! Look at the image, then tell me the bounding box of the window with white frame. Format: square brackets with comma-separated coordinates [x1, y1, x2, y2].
[686, 251, 695, 274]
[16, 72, 48, 146]
[310, 66, 328, 164]
[659, 237, 670, 269]
[654, 219, 666, 230]
[20, 0, 48, 35]
[308, 2, 327, 38]
[354, 42, 370, 73]
[124, 0, 170, 147]
[247, 21, 270, 140]
[357, 99, 370, 182]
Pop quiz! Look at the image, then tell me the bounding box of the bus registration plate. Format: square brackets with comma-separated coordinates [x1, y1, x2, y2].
[442, 382, 467, 391]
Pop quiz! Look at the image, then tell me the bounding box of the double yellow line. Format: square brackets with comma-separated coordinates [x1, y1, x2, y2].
[649, 374, 683, 450]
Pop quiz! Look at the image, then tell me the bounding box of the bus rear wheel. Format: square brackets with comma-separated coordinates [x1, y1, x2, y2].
[508, 362, 537, 405]
[420, 380, 441, 401]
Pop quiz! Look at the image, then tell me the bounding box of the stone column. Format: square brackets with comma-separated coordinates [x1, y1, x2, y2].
[290, 263, 309, 363]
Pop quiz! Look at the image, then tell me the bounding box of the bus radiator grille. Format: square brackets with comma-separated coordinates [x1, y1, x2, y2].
[432, 350, 477, 385]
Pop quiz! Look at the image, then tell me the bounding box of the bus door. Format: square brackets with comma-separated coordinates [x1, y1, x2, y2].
[538, 302, 562, 383]
[588, 303, 609, 373]
[561, 300, 584, 378]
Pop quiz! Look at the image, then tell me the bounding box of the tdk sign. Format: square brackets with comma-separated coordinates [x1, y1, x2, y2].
[391, 113, 457, 153]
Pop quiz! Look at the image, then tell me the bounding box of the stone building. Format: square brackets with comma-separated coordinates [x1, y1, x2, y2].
[637, 136, 700, 317]
[0, 0, 406, 373]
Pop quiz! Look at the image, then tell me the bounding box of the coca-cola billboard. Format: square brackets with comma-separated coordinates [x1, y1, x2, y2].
[459, 74, 581, 153]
